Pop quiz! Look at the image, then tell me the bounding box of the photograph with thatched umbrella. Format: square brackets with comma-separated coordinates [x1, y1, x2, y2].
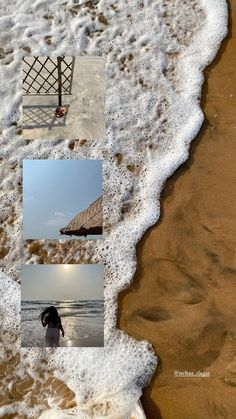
[23, 159, 102, 240]
[60, 196, 102, 237]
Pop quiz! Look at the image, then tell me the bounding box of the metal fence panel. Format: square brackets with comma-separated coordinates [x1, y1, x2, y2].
[22, 56, 75, 97]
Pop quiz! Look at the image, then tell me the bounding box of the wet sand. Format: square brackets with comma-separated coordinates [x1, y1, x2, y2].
[118, 1, 236, 418]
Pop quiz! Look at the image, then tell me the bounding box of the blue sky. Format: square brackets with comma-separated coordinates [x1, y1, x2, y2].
[21, 264, 104, 300]
[23, 159, 102, 239]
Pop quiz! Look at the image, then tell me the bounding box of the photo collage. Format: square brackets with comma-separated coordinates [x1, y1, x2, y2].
[21, 56, 105, 348]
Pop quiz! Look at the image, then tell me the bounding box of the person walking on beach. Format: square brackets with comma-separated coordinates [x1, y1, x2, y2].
[40, 306, 64, 347]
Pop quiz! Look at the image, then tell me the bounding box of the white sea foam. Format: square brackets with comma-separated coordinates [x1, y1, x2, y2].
[0, 0, 228, 417]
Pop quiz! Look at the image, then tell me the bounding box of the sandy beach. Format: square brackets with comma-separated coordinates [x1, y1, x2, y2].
[118, 1, 236, 418]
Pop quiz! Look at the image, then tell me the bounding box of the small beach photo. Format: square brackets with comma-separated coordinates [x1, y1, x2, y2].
[23, 159, 102, 240]
[21, 264, 104, 348]
[21, 56, 105, 140]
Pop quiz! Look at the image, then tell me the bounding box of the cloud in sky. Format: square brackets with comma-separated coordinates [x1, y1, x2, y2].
[45, 211, 68, 227]
[24, 195, 37, 202]
[54, 211, 66, 217]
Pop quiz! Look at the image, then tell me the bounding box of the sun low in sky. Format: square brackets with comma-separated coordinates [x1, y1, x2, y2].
[21, 264, 104, 301]
[23, 159, 102, 240]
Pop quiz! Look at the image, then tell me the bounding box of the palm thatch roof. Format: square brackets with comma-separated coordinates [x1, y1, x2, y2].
[59, 196, 102, 237]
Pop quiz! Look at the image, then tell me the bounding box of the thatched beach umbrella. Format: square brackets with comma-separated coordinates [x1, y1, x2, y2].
[59, 196, 102, 237]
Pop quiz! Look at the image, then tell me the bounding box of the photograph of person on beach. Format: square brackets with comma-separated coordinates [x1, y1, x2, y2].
[23, 159, 102, 240]
[21, 264, 104, 348]
[21, 56, 105, 141]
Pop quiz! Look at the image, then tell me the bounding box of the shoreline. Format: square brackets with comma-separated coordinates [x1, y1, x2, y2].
[118, 0, 236, 417]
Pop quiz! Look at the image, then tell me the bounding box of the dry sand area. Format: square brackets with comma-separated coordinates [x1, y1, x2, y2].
[22, 57, 105, 140]
[119, 1, 236, 418]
